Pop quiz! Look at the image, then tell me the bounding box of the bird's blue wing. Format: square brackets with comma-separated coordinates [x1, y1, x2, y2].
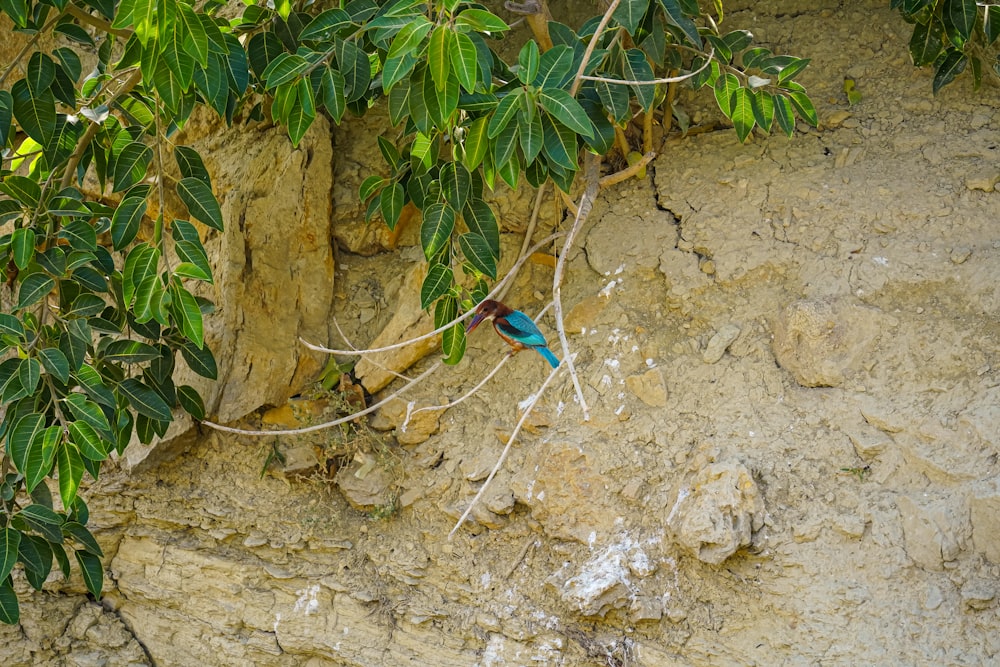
[496, 310, 547, 347]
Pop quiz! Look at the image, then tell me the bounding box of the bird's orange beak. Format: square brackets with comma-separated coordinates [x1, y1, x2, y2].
[465, 311, 487, 333]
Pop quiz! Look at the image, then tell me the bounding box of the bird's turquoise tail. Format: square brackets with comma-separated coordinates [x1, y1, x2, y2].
[535, 346, 560, 369]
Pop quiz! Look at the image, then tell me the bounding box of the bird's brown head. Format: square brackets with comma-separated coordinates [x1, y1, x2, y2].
[465, 299, 512, 333]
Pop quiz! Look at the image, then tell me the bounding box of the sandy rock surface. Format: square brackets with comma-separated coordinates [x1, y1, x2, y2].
[5, 1, 1000, 665]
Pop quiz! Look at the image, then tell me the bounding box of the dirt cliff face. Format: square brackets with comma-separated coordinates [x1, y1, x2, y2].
[4, 1, 1000, 665]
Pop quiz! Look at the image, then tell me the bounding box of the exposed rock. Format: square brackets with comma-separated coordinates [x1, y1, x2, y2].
[510, 442, 621, 544]
[969, 479, 1000, 564]
[334, 457, 397, 511]
[369, 397, 444, 446]
[625, 369, 668, 407]
[960, 579, 996, 611]
[702, 323, 741, 364]
[896, 495, 970, 571]
[125, 114, 335, 469]
[551, 534, 655, 617]
[565, 294, 609, 333]
[771, 297, 887, 387]
[354, 263, 440, 394]
[584, 196, 678, 276]
[666, 459, 764, 565]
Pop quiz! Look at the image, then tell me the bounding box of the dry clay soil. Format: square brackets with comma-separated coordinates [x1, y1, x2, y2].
[4, 1, 1000, 665]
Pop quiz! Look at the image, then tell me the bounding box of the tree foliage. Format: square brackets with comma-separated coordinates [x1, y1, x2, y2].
[891, 0, 1000, 92]
[0, 0, 817, 624]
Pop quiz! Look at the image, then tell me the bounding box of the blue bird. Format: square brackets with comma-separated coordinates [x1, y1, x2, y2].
[465, 300, 560, 368]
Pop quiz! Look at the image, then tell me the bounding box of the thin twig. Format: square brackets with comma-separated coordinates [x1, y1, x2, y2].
[201, 362, 441, 436]
[569, 0, 621, 98]
[551, 153, 602, 422]
[580, 54, 712, 86]
[448, 360, 563, 539]
[301, 232, 565, 356]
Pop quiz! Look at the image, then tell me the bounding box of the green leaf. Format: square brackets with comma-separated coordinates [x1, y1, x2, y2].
[174, 146, 211, 186]
[777, 58, 811, 84]
[713, 72, 740, 117]
[459, 233, 497, 279]
[262, 53, 309, 90]
[75, 364, 116, 407]
[0, 175, 40, 206]
[908, 20, 943, 67]
[773, 94, 795, 137]
[493, 122, 519, 170]
[24, 424, 57, 493]
[0, 90, 12, 147]
[110, 197, 147, 250]
[70, 421, 108, 461]
[534, 45, 574, 89]
[56, 442, 84, 508]
[0, 579, 19, 625]
[541, 114, 579, 171]
[463, 116, 489, 170]
[944, 0, 976, 46]
[177, 385, 205, 420]
[0, 528, 21, 583]
[440, 162, 472, 212]
[288, 78, 317, 147]
[300, 7, 351, 41]
[17, 357, 40, 395]
[0, 313, 24, 338]
[18, 535, 52, 590]
[487, 89, 523, 138]
[119, 378, 173, 421]
[382, 52, 417, 95]
[64, 393, 111, 432]
[386, 16, 432, 59]
[0, 0, 28, 27]
[103, 340, 162, 364]
[660, 0, 701, 46]
[623, 48, 655, 112]
[359, 175, 385, 203]
[463, 199, 499, 258]
[380, 182, 405, 231]
[932, 49, 967, 94]
[613, 0, 648, 36]
[180, 340, 217, 380]
[63, 521, 103, 556]
[336, 38, 371, 104]
[441, 322, 466, 365]
[39, 348, 70, 384]
[27, 51, 55, 96]
[428, 25, 452, 92]
[987, 6, 1000, 46]
[170, 282, 204, 349]
[75, 550, 104, 598]
[320, 66, 347, 123]
[787, 90, 817, 126]
[751, 90, 775, 133]
[454, 8, 509, 33]
[112, 142, 152, 193]
[17, 273, 55, 310]
[539, 89, 594, 139]
[11, 79, 55, 146]
[420, 263, 453, 310]
[18, 503, 64, 545]
[451, 31, 478, 93]
[11, 227, 35, 270]
[58, 219, 98, 251]
[731, 87, 755, 143]
[177, 177, 224, 230]
[420, 202, 456, 261]
[123, 244, 161, 306]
